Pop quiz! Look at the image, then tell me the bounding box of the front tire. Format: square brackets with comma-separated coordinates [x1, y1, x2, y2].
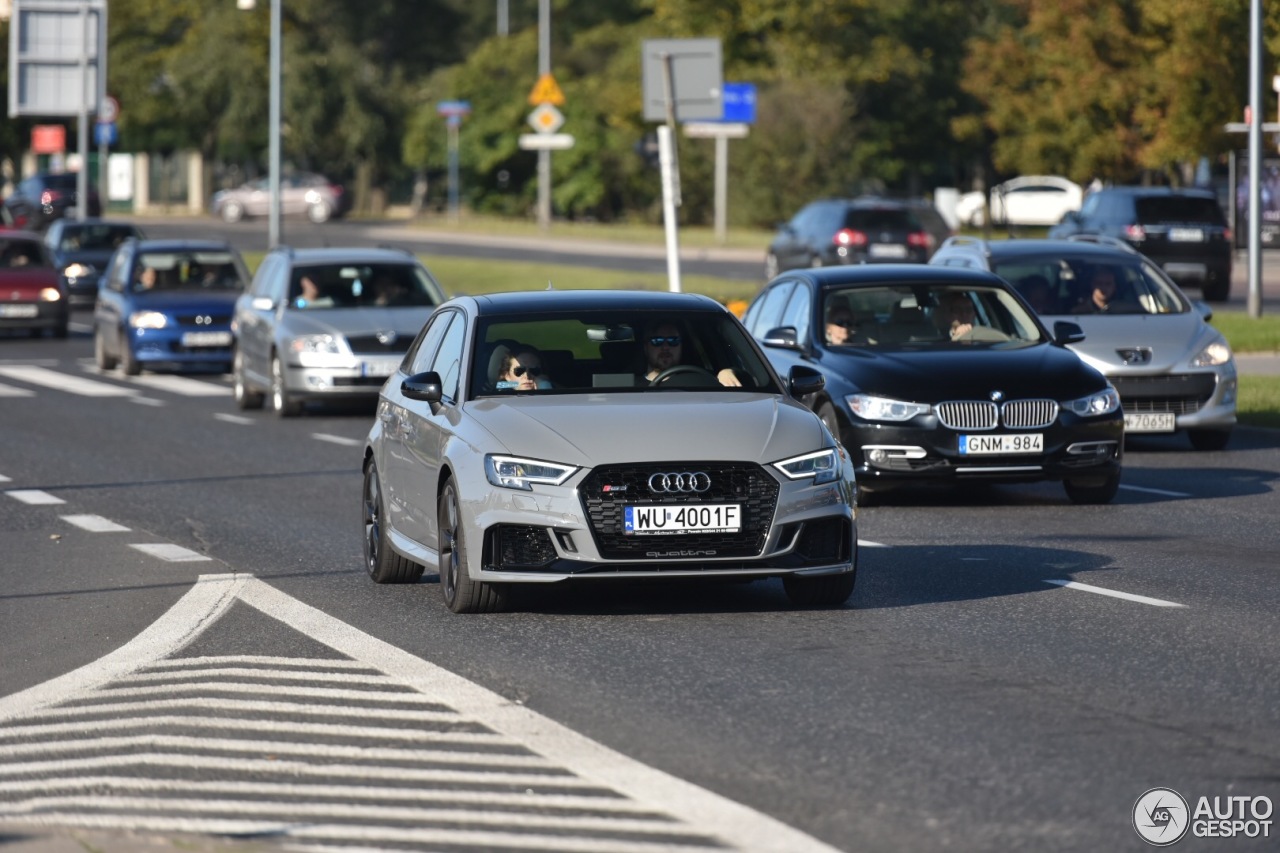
[270, 354, 303, 417]
[121, 336, 141, 376]
[232, 349, 265, 410]
[783, 569, 856, 607]
[94, 326, 117, 370]
[363, 459, 424, 584]
[1064, 470, 1121, 504]
[438, 480, 508, 614]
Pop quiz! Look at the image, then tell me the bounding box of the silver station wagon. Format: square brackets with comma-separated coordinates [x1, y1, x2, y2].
[361, 290, 858, 613]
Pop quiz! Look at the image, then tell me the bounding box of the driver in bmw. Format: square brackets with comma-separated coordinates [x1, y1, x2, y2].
[642, 321, 741, 387]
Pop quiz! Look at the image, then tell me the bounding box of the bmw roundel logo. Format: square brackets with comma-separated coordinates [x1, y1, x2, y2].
[989, 390, 1005, 402]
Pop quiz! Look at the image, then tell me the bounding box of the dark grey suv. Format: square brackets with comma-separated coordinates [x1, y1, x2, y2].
[1048, 186, 1233, 301]
[765, 197, 952, 279]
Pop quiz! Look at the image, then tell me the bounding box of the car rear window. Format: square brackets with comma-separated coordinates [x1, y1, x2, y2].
[1134, 196, 1225, 225]
[843, 209, 917, 230]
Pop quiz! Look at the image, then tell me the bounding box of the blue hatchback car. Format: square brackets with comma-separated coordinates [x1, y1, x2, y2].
[93, 238, 250, 375]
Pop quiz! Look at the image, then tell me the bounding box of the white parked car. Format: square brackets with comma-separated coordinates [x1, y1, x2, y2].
[956, 176, 1084, 228]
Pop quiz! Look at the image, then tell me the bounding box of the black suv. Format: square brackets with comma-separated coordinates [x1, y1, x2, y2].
[2, 173, 103, 232]
[1047, 186, 1233, 301]
[765, 197, 952, 279]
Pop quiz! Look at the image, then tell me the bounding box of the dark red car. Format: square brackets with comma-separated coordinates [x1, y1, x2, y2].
[0, 231, 69, 338]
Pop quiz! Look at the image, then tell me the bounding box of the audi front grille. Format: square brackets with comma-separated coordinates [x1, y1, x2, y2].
[580, 462, 779, 560]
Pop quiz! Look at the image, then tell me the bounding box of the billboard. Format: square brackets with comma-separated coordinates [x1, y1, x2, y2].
[1232, 150, 1280, 248]
[8, 0, 108, 118]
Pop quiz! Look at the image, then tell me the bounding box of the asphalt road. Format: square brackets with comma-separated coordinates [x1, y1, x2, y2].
[1, 320, 1278, 852]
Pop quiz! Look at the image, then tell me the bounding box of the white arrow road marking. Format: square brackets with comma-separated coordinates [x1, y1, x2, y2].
[1044, 579, 1186, 608]
[0, 382, 34, 397]
[0, 574, 842, 853]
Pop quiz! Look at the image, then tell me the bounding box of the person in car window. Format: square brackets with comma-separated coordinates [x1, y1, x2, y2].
[134, 266, 158, 291]
[934, 292, 977, 340]
[497, 347, 552, 390]
[642, 321, 741, 386]
[1017, 274, 1056, 314]
[1073, 268, 1124, 314]
[295, 275, 334, 309]
[825, 306, 856, 345]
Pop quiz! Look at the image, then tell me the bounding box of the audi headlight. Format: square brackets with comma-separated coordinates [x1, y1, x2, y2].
[1191, 340, 1233, 368]
[63, 262, 95, 279]
[774, 448, 840, 485]
[847, 393, 931, 422]
[289, 334, 352, 367]
[485, 455, 578, 491]
[129, 310, 167, 329]
[1065, 386, 1121, 417]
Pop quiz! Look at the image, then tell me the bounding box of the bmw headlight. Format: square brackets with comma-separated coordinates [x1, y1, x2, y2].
[289, 334, 353, 367]
[485, 455, 578, 491]
[1191, 340, 1233, 368]
[1065, 386, 1121, 417]
[847, 394, 931, 422]
[774, 448, 840, 485]
[63, 262, 95, 279]
[129, 310, 168, 329]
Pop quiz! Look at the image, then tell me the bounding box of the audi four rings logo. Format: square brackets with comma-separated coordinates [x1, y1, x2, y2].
[648, 472, 712, 493]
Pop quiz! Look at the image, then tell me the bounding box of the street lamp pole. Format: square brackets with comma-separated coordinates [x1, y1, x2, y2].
[268, 0, 282, 248]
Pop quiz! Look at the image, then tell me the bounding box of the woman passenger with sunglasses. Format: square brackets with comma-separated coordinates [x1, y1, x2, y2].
[498, 347, 553, 390]
[642, 322, 741, 387]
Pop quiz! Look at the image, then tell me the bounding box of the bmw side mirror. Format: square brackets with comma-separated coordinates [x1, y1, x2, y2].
[789, 365, 825, 397]
[761, 325, 802, 350]
[402, 371, 443, 403]
[1052, 320, 1086, 346]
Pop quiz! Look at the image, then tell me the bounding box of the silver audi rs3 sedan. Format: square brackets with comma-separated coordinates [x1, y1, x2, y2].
[362, 290, 858, 613]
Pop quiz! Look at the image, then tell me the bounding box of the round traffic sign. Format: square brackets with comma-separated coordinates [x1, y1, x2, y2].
[98, 96, 120, 124]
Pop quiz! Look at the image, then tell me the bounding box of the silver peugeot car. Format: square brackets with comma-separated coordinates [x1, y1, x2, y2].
[231, 246, 446, 416]
[930, 237, 1237, 450]
[362, 290, 858, 613]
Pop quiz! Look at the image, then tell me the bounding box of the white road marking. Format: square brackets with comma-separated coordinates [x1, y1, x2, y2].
[128, 544, 211, 562]
[1044, 579, 1187, 608]
[0, 366, 135, 397]
[0, 474, 10, 483]
[127, 375, 228, 397]
[5, 490, 65, 506]
[857, 539, 888, 547]
[127, 396, 165, 407]
[1119, 483, 1191, 498]
[312, 433, 362, 447]
[0, 574, 843, 853]
[213, 413, 254, 425]
[0, 382, 34, 397]
[60, 515, 130, 533]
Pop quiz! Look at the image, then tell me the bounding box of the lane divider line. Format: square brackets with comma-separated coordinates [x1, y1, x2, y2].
[5, 490, 66, 506]
[312, 433, 362, 447]
[60, 515, 130, 533]
[1044, 579, 1187, 608]
[129, 544, 212, 563]
[1119, 483, 1191, 498]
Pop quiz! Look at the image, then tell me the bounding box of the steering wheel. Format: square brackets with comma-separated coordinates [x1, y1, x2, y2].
[649, 364, 717, 386]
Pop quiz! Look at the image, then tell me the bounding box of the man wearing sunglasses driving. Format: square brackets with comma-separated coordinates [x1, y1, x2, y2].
[642, 322, 741, 387]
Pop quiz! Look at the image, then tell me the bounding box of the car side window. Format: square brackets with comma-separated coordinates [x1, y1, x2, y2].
[249, 255, 280, 299]
[748, 282, 795, 336]
[780, 284, 811, 342]
[431, 314, 467, 403]
[105, 245, 132, 292]
[407, 310, 456, 376]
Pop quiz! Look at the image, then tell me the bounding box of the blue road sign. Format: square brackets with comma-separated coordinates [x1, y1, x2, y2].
[721, 83, 756, 124]
[437, 100, 472, 117]
[94, 122, 117, 146]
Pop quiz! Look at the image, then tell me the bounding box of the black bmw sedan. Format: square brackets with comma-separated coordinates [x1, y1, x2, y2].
[741, 265, 1124, 504]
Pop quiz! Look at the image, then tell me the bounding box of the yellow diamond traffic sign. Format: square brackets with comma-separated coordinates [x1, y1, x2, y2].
[527, 103, 565, 134]
[528, 73, 566, 106]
